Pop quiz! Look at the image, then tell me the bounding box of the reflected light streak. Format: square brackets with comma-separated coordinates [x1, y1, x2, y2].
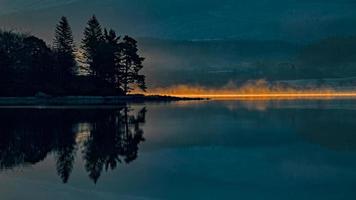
[148, 92, 356, 99]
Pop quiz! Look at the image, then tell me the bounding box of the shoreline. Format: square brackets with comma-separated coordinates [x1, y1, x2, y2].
[0, 95, 206, 106]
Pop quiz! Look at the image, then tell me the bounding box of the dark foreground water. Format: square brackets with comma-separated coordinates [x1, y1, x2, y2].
[1, 100, 356, 200]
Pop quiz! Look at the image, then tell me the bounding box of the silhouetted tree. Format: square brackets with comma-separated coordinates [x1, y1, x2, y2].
[100, 29, 120, 85]
[0, 15, 147, 96]
[0, 49, 12, 87]
[118, 36, 146, 94]
[81, 15, 104, 77]
[0, 31, 25, 94]
[53, 16, 76, 84]
[20, 36, 55, 93]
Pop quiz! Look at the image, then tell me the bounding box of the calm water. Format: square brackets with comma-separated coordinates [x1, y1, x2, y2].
[1, 100, 356, 200]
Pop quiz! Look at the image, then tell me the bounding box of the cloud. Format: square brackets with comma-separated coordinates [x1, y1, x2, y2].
[1, 0, 356, 41]
[0, 0, 79, 15]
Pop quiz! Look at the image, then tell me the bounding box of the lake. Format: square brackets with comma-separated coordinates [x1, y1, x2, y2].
[1, 99, 356, 200]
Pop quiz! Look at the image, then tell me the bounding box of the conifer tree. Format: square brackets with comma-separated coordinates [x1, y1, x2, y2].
[81, 15, 103, 77]
[100, 28, 120, 84]
[53, 16, 76, 81]
[118, 36, 146, 94]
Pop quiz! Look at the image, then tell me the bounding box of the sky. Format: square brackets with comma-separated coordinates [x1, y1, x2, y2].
[0, 0, 356, 42]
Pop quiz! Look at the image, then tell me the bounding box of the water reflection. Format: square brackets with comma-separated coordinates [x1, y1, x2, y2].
[163, 100, 356, 151]
[0, 106, 146, 184]
[1, 101, 356, 199]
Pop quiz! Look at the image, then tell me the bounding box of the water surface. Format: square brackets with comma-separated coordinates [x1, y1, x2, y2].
[1, 100, 356, 200]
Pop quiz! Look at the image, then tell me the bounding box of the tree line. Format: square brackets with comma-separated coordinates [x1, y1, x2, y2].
[0, 15, 146, 96]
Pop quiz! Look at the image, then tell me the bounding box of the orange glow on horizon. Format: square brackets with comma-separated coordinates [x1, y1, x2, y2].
[134, 80, 356, 100]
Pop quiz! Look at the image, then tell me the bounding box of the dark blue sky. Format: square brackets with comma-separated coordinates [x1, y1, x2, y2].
[0, 0, 356, 42]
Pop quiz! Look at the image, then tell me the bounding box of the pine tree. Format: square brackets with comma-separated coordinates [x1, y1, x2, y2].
[99, 29, 120, 83]
[102, 29, 120, 86]
[81, 15, 103, 77]
[118, 36, 146, 94]
[53, 16, 76, 82]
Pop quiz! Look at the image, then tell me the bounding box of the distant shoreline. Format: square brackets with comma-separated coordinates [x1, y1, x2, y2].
[0, 95, 206, 106]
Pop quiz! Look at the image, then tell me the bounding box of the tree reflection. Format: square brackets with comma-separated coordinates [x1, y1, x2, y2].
[54, 118, 77, 183]
[83, 107, 146, 183]
[0, 106, 146, 184]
